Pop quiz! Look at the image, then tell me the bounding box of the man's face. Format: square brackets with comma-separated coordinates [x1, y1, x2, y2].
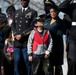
[21, 0, 29, 8]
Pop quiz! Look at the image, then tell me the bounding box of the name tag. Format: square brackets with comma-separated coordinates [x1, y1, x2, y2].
[72, 22, 76, 26]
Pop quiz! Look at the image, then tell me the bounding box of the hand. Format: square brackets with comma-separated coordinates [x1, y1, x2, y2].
[45, 51, 50, 59]
[45, 54, 49, 59]
[15, 35, 21, 40]
[45, 51, 50, 55]
[28, 56, 33, 62]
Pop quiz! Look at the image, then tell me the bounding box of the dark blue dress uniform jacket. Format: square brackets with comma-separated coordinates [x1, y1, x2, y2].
[12, 7, 37, 48]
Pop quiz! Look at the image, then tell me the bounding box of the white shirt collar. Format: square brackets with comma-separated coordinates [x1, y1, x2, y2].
[22, 7, 28, 12]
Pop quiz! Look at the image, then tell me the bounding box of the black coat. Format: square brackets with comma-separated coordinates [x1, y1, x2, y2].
[12, 7, 37, 47]
[44, 18, 66, 65]
[58, 0, 76, 62]
[58, 0, 76, 40]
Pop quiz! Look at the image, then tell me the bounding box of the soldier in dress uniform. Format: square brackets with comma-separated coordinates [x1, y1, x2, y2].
[58, 0, 76, 75]
[11, 0, 37, 75]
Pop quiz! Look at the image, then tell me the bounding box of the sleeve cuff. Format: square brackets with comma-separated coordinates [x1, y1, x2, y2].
[45, 50, 50, 55]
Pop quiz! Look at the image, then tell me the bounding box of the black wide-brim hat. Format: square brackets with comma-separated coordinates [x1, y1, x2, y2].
[44, 0, 55, 6]
[33, 17, 45, 24]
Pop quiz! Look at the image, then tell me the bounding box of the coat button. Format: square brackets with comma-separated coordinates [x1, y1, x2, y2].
[20, 17, 22, 19]
[20, 21, 22, 23]
[19, 25, 21, 27]
[26, 21, 28, 23]
[19, 29, 21, 31]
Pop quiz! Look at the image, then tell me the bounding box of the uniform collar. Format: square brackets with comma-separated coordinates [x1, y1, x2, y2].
[22, 7, 28, 12]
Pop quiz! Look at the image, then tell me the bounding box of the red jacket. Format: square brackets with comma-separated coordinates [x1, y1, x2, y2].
[32, 29, 49, 53]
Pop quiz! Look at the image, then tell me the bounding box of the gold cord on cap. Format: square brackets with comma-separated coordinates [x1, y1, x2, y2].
[45, 0, 53, 5]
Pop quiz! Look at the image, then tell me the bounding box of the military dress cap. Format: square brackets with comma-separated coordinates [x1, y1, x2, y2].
[44, 0, 55, 6]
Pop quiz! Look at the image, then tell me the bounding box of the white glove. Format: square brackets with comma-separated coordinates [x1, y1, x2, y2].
[45, 50, 50, 55]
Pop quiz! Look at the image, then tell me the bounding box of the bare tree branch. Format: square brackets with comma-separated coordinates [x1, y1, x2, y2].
[3, 0, 11, 4]
[55, 0, 61, 4]
[3, 0, 20, 6]
[14, 0, 19, 5]
[30, 1, 44, 11]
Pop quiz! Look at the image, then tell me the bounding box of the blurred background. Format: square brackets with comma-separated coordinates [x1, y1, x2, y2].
[0, 0, 64, 17]
[0, 0, 67, 75]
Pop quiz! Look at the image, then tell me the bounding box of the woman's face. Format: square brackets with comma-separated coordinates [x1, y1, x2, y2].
[50, 8, 58, 19]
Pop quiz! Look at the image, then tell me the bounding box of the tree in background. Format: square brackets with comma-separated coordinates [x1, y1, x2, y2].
[0, 0, 64, 15]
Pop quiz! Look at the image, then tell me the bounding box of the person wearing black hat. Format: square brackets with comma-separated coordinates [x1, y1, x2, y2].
[44, 0, 55, 14]
[44, 5, 66, 75]
[39, 0, 55, 19]
[58, 0, 76, 75]
[11, 0, 37, 75]
[27, 16, 53, 75]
